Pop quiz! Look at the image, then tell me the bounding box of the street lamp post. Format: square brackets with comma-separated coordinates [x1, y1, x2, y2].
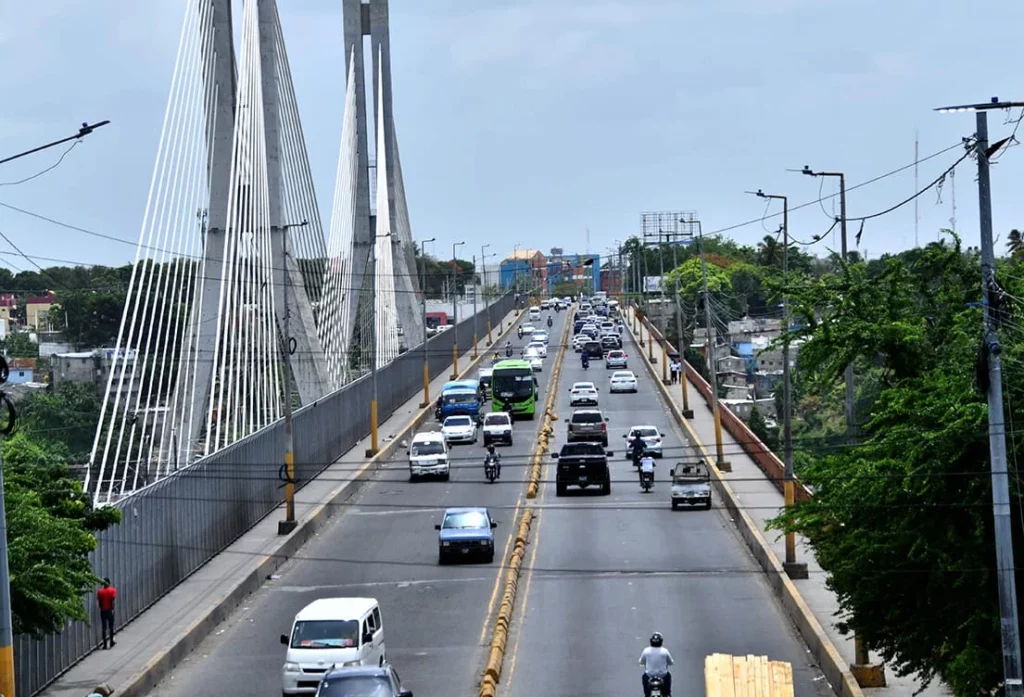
[752, 189, 807, 580]
[451, 241, 465, 379]
[481, 244, 494, 344]
[936, 96, 1024, 697]
[799, 165, 854, 436]
[366, 231, 393, 457]
[671, 224, 694, 419]
[278, 220, 309, 536]
[472, 254, 480, 360]
[696, 228, 730, 473]
[418, 237, 435, 409]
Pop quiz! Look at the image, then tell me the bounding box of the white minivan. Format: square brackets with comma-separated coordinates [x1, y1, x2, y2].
[528, 306, 541, 321]
[281, 597, 386, 695]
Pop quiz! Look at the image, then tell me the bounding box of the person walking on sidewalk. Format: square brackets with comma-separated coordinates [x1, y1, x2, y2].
[669, 360, 680, 384]
[97, 578, 117, 648]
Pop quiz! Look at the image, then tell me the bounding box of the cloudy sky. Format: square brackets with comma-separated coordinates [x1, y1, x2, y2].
[1, 0, 1023, 273]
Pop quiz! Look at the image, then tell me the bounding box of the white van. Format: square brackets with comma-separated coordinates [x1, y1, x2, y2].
[281, 597, 386, 695]
[528, 306, 541, 321]
[408, 431, 450, 480]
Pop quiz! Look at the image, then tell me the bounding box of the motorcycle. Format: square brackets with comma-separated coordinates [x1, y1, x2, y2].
[546, 315, 553, 328]
[640, 469, 655, 493]
[517, 326, 524, 339]
[647, 675, 667, 697]
[581, 354, 590, 370]
[506, 345, 513, 358]
[484, 455, 499, 483]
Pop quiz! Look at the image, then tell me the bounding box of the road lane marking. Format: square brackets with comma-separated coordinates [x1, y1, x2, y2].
[271, 576, 494, 592]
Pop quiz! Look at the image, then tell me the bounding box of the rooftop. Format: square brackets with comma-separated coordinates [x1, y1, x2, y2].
[503, 249, 543, 262]
[294, 597, 378, 621]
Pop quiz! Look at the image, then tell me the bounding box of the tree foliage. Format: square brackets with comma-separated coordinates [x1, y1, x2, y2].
[4, 432, 121, 636]
[3, 331, 39, 357]
[767, 237, 1023, 696]
[51, 291, 126, 349]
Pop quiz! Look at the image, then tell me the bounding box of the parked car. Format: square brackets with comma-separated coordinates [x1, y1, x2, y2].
[436, 507, 498, 564]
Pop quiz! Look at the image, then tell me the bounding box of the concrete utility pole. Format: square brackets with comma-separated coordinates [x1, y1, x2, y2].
[670, 228, 694, 418]
[472, 254, 479, 359]
[418, 237, 435, 408]
[278, 220, 308, 536]
[697, 230, 729, 471]
[754, 189, 806, 579]
[801, 166, 854, 435]
[481, 244, 493, 344]
[451, 241, 465, 379]
[935, 97, 1024, 696]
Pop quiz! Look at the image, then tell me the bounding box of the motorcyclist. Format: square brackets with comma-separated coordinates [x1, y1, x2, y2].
[639, 632, 674, 697]
[581, 352, 590, 369]
[485, 444, 501, 479]
[517, 325, 524, 339]
[639, 453, 656, 488]
[547, 315, 553, 328]
[505, 341, 513, 358]
[629, 432, 646, 468]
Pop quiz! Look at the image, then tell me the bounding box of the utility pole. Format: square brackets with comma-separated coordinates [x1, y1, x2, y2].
[934, 97, 1024, 695]
[472, 254, 479, 359]
[278, 220, 308, 536]
[671, 228, 694, 419]
[418, 237, 435, 409]
[451, 241, 465, 379]
[698, 230, 730, 472]
[801, 166, 854, 436]
[658, 232, 668, 382]
[754, 189, 806, 579]
[482, 244, 493, 344]
[366, 231, 392, 457]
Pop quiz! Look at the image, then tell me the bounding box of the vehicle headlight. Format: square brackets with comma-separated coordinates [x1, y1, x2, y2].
[480, 539, 490, 545]
[284, 662, 301, 673]
[442, 541, 451, 546]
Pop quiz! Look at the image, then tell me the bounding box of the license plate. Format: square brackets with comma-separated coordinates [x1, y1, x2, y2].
[460, 548, 470, 554]
[579, 476, 588, 483]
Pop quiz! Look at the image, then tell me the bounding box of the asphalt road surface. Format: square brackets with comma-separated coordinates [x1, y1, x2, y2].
[145, 311, 570, 697]
[501, 327, 834, 697]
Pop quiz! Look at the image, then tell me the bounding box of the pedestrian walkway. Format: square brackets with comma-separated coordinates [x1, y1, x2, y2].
[35, 308, 522, 697]
[623, 308, 948, 697]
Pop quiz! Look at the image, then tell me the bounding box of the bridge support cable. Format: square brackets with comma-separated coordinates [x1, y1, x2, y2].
[86, 0, 217, 504]
[321, 50, 361, 388]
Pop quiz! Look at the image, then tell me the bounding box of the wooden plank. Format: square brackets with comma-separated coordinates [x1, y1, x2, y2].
[733, 654, 749, 697]
[704, 654, 793, 697]
[705, 655, 722, 697]
[751, 655, 767, 697]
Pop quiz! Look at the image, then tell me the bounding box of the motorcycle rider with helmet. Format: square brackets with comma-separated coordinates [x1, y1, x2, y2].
[484, 444, 501, 479]
[629, 432, 647, 469]
[547, 315, 553, 328]
[505, 341, 513, 358]
[639, 632, 674, 697]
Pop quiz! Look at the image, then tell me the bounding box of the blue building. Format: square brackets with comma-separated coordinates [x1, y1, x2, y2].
[546, 253, 601, 293]
[499, 249, 547, 290]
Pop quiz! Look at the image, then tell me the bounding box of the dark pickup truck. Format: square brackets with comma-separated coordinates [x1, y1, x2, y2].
[552, 442, 613, 496]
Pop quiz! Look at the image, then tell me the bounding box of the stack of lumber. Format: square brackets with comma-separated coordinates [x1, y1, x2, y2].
[704, 653, 794, 697]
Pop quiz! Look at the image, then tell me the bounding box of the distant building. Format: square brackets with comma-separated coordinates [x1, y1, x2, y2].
[26, 291, 57, 331]
[7, 357, 35, 384]
[546, 253, 601, 293]
[499, 250, 547, 290]
[0, 293, 15, 330]
[52, 348, 142, 404]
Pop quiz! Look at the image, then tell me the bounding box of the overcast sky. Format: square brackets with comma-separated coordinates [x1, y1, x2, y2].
[1, 0, 1023, 274]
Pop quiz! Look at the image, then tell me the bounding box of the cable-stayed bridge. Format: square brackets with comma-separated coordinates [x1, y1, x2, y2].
[84, 0, 433, 505]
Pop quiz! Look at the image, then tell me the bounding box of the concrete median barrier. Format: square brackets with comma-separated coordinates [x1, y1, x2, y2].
[623, 308, 864, 697]
[527, 324, 569, 499]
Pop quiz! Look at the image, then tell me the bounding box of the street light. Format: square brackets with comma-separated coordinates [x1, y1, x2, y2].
[797, 165, 855, 437]
[750, 189, 806, 580]
[418, 237, 436, 408]
[278, 220, 309, 537]
[0, 120, 110, 166]
[451, 241, 465, 379]
[936, 96, 1024, 697]
[366, 231, 393, 457]
[481, 245, 497, 344]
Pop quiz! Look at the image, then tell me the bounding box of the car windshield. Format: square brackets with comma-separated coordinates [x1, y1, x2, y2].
[443, 392, 477, 405]
[493, 369, 535, 400]
[443, 511, 489, 529]
[444, 417, 473, 428]
[411, 441, 444, 456]
[318, 676, 393, 697]
[634, 427, 659, 437]
[290, 620, 358, 649]
[484, 414, 510, 426]
[572, 412, 603, 423]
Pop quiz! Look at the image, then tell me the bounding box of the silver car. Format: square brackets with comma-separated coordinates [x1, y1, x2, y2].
[441, 415, 478, 444]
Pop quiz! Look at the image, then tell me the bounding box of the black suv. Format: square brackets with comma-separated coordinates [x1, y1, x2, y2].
[583, 340, 603, 359]
[552, 442, 612, 496]
[316, 665, 412, 697]
[600, 334, 622, 351]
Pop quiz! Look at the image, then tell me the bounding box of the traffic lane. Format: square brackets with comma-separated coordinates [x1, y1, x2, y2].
[504, 339, 831, 697]
[146, 313, 569, 697]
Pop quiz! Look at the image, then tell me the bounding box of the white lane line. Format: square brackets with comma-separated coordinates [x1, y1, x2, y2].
[271, 576, 494, 592]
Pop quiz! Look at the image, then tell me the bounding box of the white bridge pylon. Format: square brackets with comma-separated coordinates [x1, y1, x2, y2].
[85, 0, 423, 504]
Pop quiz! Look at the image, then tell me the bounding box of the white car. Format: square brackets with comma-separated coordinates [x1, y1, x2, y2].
[482, 411, 514, 446]
[408, 431, 451, 480]
[526, 341, 547, 358]
[520, 323, 536, 336]
[624, 424, 665, 458]
[609, 370, 638, 393]
[524, 347, 543, 372]
[529, 307, 541, 321]
[572, 334, 590, 352]
[532, 330, 550, 345]
[605, 350, 628, 369]
[569, 381, 599, 407]
[441, 415, 478, 444]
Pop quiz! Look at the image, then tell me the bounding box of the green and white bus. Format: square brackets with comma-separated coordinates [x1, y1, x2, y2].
[490, 359, 538, 419]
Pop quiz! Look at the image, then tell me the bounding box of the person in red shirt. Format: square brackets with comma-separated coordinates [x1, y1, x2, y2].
[96, 578, 117, 649]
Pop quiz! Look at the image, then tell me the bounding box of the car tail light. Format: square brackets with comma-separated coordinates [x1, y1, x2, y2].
[601, 423, 607, 432]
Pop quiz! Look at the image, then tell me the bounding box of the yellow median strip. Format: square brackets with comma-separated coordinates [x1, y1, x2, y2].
[479, 307, 572, 697]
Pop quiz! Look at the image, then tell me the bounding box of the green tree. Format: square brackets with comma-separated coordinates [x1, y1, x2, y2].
[663, 257, 731, 306]
[746, 406, 778, 450]
[767, 237, 1022, 696]
[52, 290, 128, 349]
[19, 382, 103, 459]
[3, 331, 39, 358]
[551, 281, 582, 298]
[4, 432, 121, 636]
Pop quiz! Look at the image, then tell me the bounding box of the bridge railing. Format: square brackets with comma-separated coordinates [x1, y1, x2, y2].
[13, 291, 516, 697]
